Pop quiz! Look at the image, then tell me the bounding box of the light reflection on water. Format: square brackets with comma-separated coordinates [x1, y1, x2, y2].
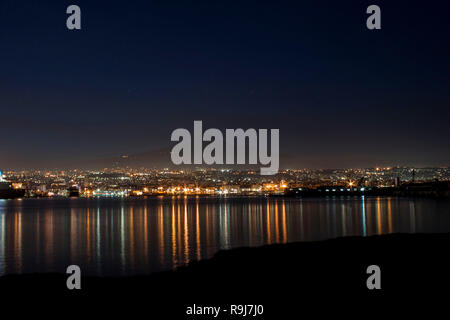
[0, 196, 449, 276]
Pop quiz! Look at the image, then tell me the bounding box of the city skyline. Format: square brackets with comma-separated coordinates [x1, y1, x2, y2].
[3, 166, 448, 197]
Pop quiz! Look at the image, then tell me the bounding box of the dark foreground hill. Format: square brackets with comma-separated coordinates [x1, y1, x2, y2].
[1, 233, 449, 318]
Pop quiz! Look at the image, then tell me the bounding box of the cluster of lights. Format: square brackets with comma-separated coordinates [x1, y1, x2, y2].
[88, 189, 127, 197]
[323, 187, 366, 192]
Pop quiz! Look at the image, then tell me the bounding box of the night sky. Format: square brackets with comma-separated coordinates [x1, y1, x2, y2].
[0, 0, 449, 169]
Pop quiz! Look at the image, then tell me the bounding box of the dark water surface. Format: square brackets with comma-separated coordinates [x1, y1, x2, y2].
[0, 196, 449, 276]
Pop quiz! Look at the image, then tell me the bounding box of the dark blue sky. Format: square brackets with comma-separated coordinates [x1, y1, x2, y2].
[0, 0, 449, 169]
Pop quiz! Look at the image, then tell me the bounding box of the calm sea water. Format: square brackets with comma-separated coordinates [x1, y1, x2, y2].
[0, 196, 449, 277]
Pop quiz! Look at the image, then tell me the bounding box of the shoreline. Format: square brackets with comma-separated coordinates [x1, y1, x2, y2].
[1, 232, 448, 317]
[4, 193, 450, 200]
[4, 180, 450, 199]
